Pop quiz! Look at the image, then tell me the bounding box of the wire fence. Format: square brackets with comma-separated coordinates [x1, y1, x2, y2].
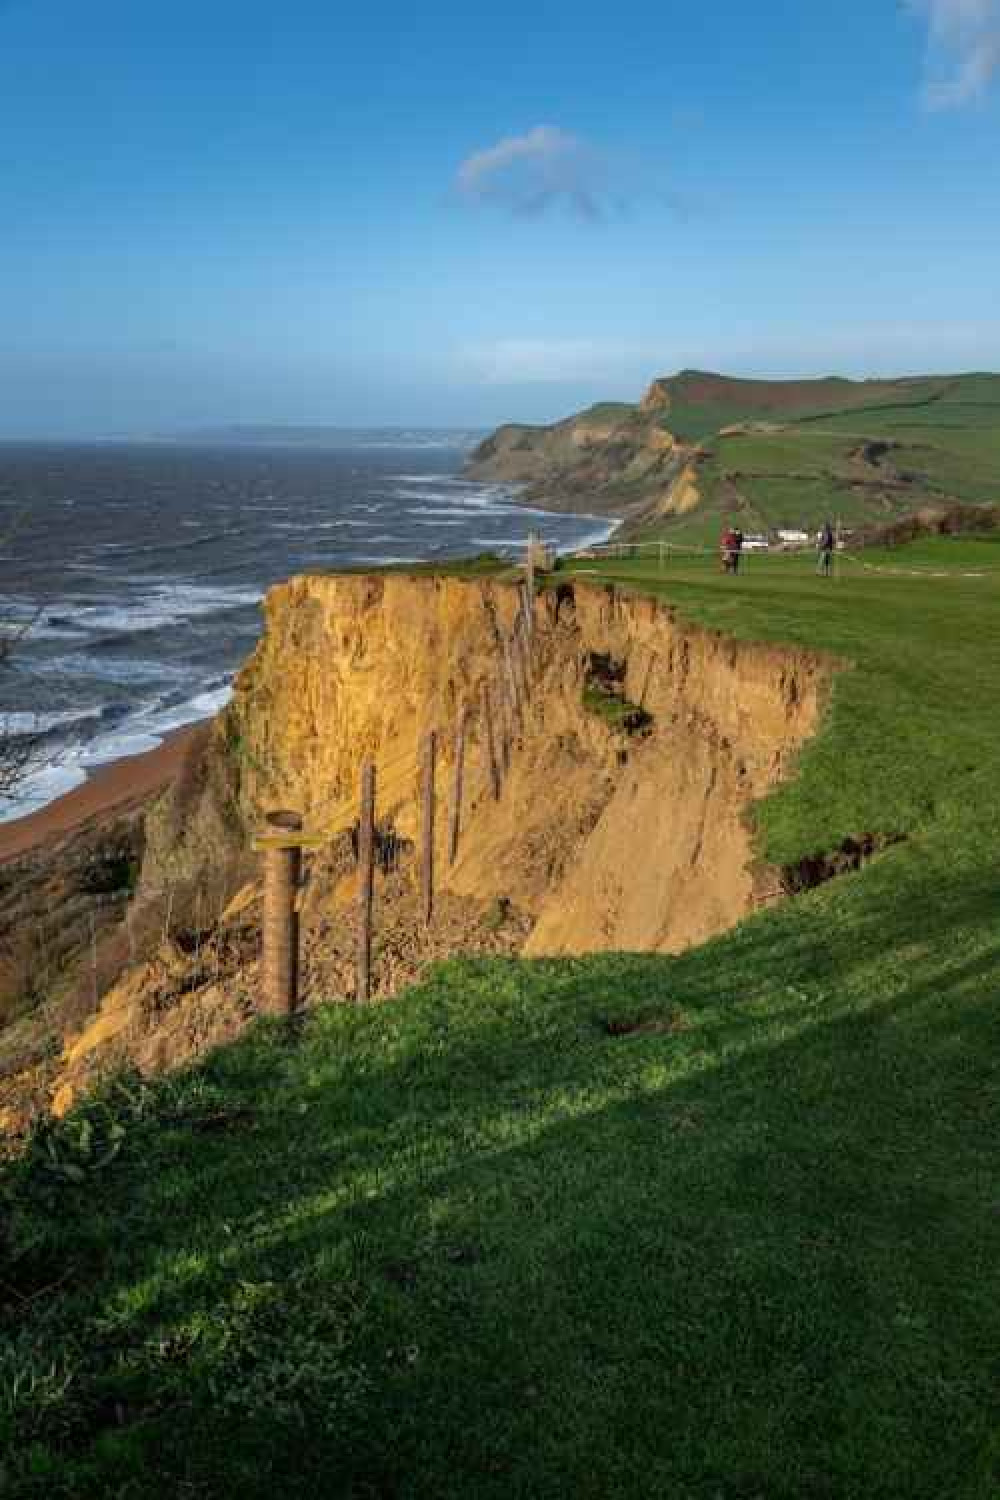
[19, 519, 985, 1054]
[253, 578, 539, 1007]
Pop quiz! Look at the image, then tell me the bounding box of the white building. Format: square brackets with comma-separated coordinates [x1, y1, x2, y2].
[776, 529, 810, 546]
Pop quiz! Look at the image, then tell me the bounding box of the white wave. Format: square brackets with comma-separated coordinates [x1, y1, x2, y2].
[0, 706, 103, 736]
[390, 474, 470, 485]
[0, 678, 236, 823]
[80, 683, 235, 763]
[0, 762, 88, 822]
[51, 583, 264, 636]
[32, 654, 194, 686]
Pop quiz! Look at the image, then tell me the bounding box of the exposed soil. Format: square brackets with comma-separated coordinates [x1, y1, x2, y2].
[2, 574, 838, 1136]
[781, 832, 907, 895]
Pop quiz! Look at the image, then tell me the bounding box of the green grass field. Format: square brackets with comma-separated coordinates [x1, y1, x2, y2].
[645, 372, 1000, 540]
[2, 545, 999, 1498]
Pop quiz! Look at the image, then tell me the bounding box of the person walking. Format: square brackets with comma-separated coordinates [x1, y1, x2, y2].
[720, 524, 736, 574]
[818, 520, 835, 577]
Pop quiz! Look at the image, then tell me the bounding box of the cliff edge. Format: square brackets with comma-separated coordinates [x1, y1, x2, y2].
[40, 571, 835, 1114]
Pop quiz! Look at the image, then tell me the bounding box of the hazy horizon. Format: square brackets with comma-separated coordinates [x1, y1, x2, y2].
[3, 360, 1000, 445]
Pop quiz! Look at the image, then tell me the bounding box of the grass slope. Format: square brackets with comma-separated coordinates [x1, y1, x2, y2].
[651, 369, 953, 442]
[655, 372, 1000, 543]
[3, 545, 1000, 1499]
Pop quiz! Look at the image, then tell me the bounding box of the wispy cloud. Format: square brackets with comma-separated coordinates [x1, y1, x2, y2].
[456, 125, 664, 221]
[909, 0, 1000, 107]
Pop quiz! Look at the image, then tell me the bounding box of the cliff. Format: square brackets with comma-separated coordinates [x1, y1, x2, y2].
[464, 369, 989, 537]
[42, 571, 834, 1113]
[463, 394, 688, 522]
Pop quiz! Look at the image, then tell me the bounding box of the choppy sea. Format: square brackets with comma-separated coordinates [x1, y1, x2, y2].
[0, 436, 612, 821]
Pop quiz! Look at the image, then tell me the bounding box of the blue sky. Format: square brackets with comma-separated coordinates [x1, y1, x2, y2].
[1, 0, 998, 435]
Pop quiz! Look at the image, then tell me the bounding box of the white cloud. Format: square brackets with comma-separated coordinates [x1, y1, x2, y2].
[455, 125, 636, 220]
[908, 0, 1000, 106]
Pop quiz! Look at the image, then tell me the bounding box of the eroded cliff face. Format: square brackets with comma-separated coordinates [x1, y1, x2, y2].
[463, 400, 686, 520]
[39, 570, 835, 1120]
[221, 572, 832, 953]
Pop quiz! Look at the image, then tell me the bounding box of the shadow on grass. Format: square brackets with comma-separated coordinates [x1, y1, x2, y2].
[3, 844, 1000, 1498]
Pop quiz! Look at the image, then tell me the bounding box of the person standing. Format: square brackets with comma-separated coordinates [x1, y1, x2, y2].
[818, 520, 835, 577]
[732, 527, 744, 576]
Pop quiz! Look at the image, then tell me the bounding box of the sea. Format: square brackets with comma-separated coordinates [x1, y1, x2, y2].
[0, 435, 613, 822]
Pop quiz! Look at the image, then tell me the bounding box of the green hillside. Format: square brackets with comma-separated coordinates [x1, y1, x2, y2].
[466, 370, 1000, 542]
[3, 544, 999, 1499]
[634, 372, 1000, 544]
[642, 368, 954, 440]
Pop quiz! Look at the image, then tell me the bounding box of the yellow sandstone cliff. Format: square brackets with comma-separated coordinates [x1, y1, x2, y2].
[46, 571, 834, 1114]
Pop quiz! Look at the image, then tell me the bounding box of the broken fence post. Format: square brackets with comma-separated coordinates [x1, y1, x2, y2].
[420, 730, 436, 925]
[449, 709, 467, 865]
[514, 616, 531, 703]
[357, 761, 375, 1003]
[481, 680, 501, 800]
[504, 635, 522, 733]
[261, 809, 302, 1016]
[89, 908, 99, 1009]
[526, 531, 536, 618]
[498, 673, 512, 771]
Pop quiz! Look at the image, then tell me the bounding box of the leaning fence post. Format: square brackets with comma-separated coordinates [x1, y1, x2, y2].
[504, 636, 522, 733]
[125, 894, 135, 964]
[420, 730, 436, 924]
[261, 809, 302, 1015]
[525, 532, 536, 620]
[481, 680, 501, 800]
[89, 908, 99, 1010]
[449, 710, 467, 865]
[514, 616, 531, 702]
[522, 574, 535, 645]
[498, 675, 512, 771]
[357, 761, 375, 1003]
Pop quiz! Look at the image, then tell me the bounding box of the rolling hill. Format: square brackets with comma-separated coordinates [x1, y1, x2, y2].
[465, 369, 1000, 542]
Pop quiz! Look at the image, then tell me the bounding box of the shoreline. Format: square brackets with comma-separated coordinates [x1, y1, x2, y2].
[0, 725, 200, 865]
[0, 501, 613, 866]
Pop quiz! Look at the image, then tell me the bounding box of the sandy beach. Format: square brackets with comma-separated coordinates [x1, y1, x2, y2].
[0, 726, 201, 865]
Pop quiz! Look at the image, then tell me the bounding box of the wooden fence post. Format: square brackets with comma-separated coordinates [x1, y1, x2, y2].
[526, 532, 536, 618]
[261, 809, 302, 1015]
[523, 575, 536, 643]
[357, 762, 375, 1003]
[449, 710, 467, 865]
[514, 616, 531, 703]
[498, 675, 512, 771]
[89, 909, 99, 1009]
[504, 636, 522, 733]
[420, 730, 436, 925]
[481, 681, 501, 800]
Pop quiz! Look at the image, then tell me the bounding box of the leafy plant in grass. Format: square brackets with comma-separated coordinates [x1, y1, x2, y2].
[582, 682, 652, 734]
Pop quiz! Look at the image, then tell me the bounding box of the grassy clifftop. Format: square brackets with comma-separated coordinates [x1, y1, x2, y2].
[3, 541, 999, 1497]
[466, 369, 1000, 541]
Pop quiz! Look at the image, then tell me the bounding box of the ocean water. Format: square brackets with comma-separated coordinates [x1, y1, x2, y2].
[0, 438, 612, 820]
